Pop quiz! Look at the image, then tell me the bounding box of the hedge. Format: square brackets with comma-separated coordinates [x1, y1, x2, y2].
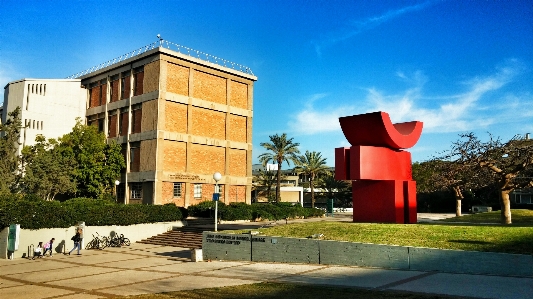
[0, 196, 183, 229]
[0, 195, 323, 230]
[187, 201, 324, 221]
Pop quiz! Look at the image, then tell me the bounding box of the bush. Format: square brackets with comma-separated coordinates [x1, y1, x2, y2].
[0, 197, 184, 229]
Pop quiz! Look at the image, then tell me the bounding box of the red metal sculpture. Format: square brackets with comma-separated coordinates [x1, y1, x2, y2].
[335, 111, 423, 224]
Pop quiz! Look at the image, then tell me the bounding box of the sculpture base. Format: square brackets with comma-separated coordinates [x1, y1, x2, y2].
[352, 180, 417, 224]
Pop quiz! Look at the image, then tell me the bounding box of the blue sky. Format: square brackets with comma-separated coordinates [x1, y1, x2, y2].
[1, 0, 532, 166]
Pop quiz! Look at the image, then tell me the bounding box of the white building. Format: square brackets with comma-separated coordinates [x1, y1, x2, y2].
[2, 79, 86, 152]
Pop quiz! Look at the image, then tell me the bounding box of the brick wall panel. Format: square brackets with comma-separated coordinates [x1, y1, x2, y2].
[193, 70, 226, 104]
[141, 100, 158, 132]
[167, 63, 189, 96]
[161, 182, 185, 206]
[162, 140, 187, 172]
[140, 140, 157, 171]
[190, 144, 225, 174]
[228, 185, 247, 203]
[144, 60, 160, 94]
[230, 80, 248, 109]
[90, 87, 100, 107]
[165, 101, 188, 133]
[192, 107, 225, 139]
[228, 149, 247, 177]
[228, 114, 247, 142]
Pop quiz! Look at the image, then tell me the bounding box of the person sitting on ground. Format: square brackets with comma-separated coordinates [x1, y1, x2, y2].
[43, 238, 55, 256]
[32, 242, 43, 259]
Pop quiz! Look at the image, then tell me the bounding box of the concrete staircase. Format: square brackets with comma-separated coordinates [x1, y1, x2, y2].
[137, 225, 205, 249]
[137, 218, 214, 249]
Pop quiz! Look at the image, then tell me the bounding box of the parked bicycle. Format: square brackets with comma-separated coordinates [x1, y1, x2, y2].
[85, 233, 107, 250]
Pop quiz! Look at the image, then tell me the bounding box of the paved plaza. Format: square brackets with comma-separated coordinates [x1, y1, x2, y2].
[0, 242, 531, 299]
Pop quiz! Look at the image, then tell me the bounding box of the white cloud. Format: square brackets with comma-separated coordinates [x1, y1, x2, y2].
[288, 93, 356, 135]
[289, 60, 527, 135]
[313, 1, 436, 56]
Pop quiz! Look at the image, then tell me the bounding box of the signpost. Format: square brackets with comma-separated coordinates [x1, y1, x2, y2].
[213, 172, 222, 232]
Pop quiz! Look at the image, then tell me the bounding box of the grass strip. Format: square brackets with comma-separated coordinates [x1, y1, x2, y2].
[111, 282, 470, 299]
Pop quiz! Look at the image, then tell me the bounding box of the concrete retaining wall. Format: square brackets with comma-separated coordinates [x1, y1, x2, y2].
[203, 232, 533, 277]
[0, 221, 185, 259]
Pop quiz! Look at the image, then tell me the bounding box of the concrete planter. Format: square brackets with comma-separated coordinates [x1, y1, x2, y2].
[203, 232, 533, 277]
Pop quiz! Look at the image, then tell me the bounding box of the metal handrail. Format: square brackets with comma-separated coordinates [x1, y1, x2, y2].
[66, 40, 254, 79]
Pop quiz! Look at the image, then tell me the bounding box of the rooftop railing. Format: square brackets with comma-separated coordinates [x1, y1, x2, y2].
[66, 40, 254, 79]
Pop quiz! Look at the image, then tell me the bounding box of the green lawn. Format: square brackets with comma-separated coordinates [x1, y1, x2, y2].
[111, 282, 467, 299]
[229, 209, 533, 255]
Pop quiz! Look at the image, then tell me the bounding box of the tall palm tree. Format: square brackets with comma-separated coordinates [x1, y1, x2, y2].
[258, 133, 300, 202]
[294, 151, 330, 208]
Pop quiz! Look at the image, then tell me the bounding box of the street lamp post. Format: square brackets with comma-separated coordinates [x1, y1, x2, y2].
[213, 172, 222, 232]
[114, 180, 120, 203]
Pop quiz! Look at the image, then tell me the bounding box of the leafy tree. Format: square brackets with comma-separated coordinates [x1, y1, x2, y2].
[258, 133, 300, 202]
[447, 133, 533, 224]
[59, 120, 125, 198]
[317, 173, 352, 208]
[21, 135, 77, 200]
[0, 107, 23, 194]
[294, 150, 330, 208]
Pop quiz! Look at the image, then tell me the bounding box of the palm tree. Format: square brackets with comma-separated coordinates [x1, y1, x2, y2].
[258, 133, 300, 202]
[294, 151, 330, 208]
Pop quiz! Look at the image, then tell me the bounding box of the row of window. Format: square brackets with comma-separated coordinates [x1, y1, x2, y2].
[28, 83, 46, 96]
[87, 105, 142, 138]
[174, 183, 220, 198]
[25, 119, 44, 130]
[124, 182, 221, 201]
[88, 67, 144, 108]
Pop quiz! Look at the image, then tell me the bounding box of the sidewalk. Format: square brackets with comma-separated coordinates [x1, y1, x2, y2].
[0, 243, 531, 299]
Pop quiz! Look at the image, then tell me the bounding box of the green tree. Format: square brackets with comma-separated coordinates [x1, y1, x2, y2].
[21, 135, 77, 200]
[0, 107, 23, 194]
[294, 150, 330, 208]
[317, 173, 351, 208]
[59, 120, 125, 198]
[258, 133, 300, 202]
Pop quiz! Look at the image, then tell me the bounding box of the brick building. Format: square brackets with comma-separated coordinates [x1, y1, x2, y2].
[78, 43, 256, 206]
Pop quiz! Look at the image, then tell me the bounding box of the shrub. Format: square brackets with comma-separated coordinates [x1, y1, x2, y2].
[0, 197, 184, 229]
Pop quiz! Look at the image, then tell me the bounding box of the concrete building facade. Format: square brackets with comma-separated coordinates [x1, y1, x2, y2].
[2, 79, 86, 153]
[79, 46, 257, 206]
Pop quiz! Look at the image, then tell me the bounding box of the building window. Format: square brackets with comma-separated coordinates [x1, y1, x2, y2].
[98, 118, 104, 133]
[119, 109, 128, 136]
[133, 66, 144, 96]
[110, 75, 119, 102]
[99, 79, 107, 105]
[121, 71, 131, 100]
[129, 142, 140, 172]
[173, 183, 182, 198]
[108, 113, 117, 137]
[131, 183, 142, 199]
[131, 104, 142, 134]
[194, 184, 202, 198]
